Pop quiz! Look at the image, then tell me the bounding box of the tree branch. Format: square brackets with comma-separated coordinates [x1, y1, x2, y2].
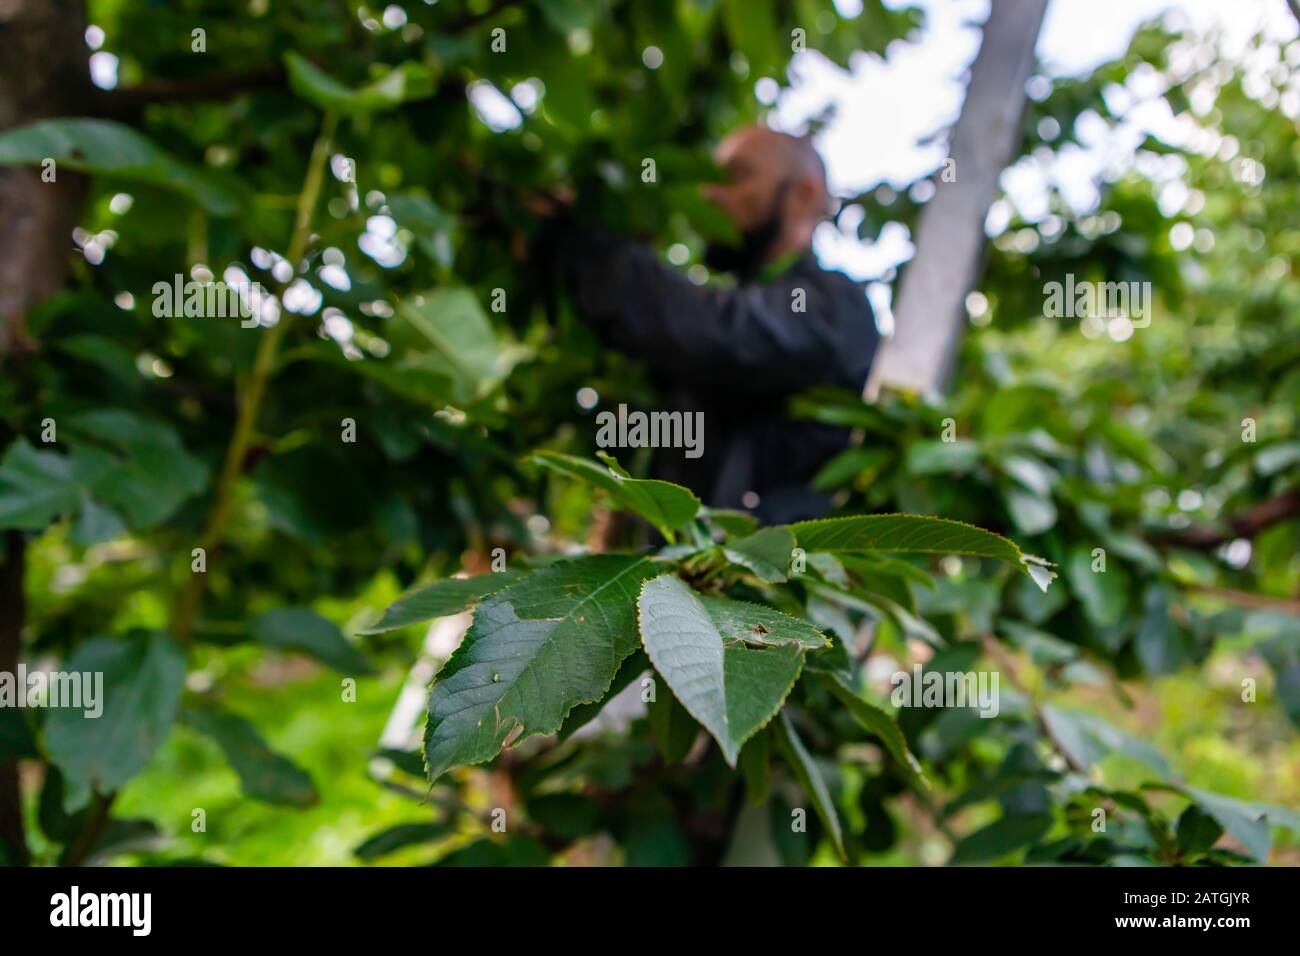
[95, 66, 287, 122]
[171, 110, 338, 640]
[1152, 487, 1300, 550]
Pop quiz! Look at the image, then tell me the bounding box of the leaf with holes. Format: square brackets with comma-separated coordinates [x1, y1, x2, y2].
[636, 575, 824, 766]
[424, 555, 661, 781]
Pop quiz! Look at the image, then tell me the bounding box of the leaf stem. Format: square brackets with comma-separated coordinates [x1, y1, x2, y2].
[172, 111, 337, 640]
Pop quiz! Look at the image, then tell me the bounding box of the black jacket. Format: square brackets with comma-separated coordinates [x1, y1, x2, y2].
[550, 223, 880, 525]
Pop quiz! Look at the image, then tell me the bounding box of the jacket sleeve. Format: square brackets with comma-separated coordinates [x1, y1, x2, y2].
[546, 220, 874, 398]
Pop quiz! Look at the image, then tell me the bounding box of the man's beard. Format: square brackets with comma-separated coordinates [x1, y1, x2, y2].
[703, 180, 791, 280]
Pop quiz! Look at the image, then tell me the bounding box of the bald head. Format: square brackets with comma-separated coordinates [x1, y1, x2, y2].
[703, 125, 831, 266]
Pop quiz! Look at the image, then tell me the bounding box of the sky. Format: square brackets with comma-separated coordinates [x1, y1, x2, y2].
[780, 0, 1300, 288]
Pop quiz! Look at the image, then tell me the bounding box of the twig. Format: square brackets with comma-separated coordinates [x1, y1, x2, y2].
[1182, 583, 1300, 615]
[979, 634, 1090, 775]
[1152, 488, 1300, 550]
[172, 111, 338, 640]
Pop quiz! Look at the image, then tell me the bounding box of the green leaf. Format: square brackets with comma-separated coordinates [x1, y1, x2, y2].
[395, 288, 504, 402]
[363, 572, 521, 633]
[949, 813, 1053, 864]
[1002, 485, 1058, 536]
[181, 706, 318, 807]
[70, 496, 127, 547]
[65, 409, 209, 529]
[636, 575, 822, 765]
[812, 447, 893, 491]
[1181, 788, 1271, 863]
[905, 439, 980, 475]
[250, 608, 372, 674]
[424, 555, 661, 781]
[773, 711, 845, 860]
[724, 525, 794, 582]
[1065, 545, 1128, 628]
[738, 730, 771, 806]
[721, 0, 782, 78]
[354, 822, 450, 861]
[818, 672, 928, 790]
[702, 508, 758, 538]
[1135, 584, 1186, 675]
[1000, 454, 1057, 497]
[45, 632, 187, 808]
[284, 52, 435, 115]
[1175, 804, 1223, 856]
[1254, 441, 1300, 476]
[532, 452, 700, 542]
[0, 118, 237, 214]
[647, 674, 700, 763]
[0, 439, 81, 530]
[1040, 705, 1171, 777]
[558, 649, 647, 742]
[791, 514, 1052, 588]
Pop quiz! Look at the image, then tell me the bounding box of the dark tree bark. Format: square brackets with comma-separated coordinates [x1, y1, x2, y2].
[0, 0, 90, 356]
[0, 0, 91, 864]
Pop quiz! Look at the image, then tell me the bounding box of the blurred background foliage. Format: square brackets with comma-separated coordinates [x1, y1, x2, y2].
[0, 0, 1296, 865]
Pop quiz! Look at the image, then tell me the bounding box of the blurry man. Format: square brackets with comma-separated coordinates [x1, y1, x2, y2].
[544, 126, 880, 525]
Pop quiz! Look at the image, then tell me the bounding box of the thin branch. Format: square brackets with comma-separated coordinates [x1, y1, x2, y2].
[980, 635, 1091, 776]
[1152, 487, 1300, 550]
[1183, 583, 1300, 615]
[96, 67, 287, 121]
[171, 111, 338, 640]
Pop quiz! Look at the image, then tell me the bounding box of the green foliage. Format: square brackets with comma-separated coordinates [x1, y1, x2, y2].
[0, 0, 1294, 867]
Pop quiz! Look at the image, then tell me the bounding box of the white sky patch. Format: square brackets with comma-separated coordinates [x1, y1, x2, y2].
[282, 278, 322, 315]
[468, 79, 523, 131]
[774, 0, 1296, 281]
[89, 51, 119, 90]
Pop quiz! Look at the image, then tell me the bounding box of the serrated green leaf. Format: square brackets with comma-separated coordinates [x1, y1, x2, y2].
[364, 572, 521, 633]
[790, 513, 1044, 580]
[557, 649, 647, 742]
[636, 575, 821, 765]
[424, 555, 660, 781]
[724, 525, 794, 582]
[532, 451, 700, 542]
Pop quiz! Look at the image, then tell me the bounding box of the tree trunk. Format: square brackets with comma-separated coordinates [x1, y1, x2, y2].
[866, 0, 1048, 401]
[0, 0, 90, 863]
[0, 0, 90, 356]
